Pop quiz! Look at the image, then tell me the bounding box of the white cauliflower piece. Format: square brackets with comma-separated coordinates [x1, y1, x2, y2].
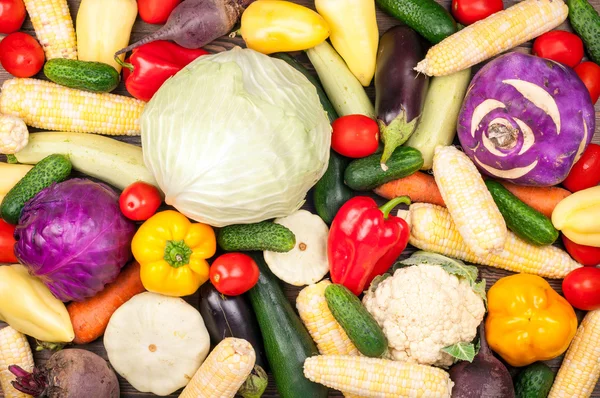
[0, 115, 28, 154]
[363, 264, 485, 367]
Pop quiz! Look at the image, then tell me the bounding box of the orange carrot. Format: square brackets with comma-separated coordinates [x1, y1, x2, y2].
[498, 181, 571, 218]
[67, 261, 145, 344]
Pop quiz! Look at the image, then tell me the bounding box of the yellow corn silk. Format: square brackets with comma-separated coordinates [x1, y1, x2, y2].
[552, 185, 600, 247]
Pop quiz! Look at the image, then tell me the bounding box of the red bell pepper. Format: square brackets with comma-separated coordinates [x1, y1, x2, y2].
[563, 143, 600, 192]
[118, 41, 209, 102]
[328, 196, 411, 295]
[0, 219, 17, 263]
[562, 235, 600, 267]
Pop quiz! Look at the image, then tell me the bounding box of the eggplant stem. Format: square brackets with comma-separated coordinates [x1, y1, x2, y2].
[379, 114, 419, 168]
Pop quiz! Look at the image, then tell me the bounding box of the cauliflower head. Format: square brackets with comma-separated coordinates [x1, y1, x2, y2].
[363, 264, 485, 367]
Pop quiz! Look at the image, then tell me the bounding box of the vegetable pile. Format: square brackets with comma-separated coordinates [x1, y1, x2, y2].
[1, 0, 600, 396]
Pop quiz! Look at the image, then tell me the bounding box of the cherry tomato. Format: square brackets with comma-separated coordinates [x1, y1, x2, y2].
[451, 0, 503, 25]
[563, 235, 600, 267]
[0, 33, 45, 78]
[0, 219, 17, 263]
[119, 182, 162, 221]
[532, 31, 584, 68]
[562, 267, 600, 310]
[209, 253, 259, 296]
[137, 0, 181, 24]
[574, 61, 600, 105]
[562, 144, 600, 193]
[331, 115, 379, 158]
[0, 0, 26, 34]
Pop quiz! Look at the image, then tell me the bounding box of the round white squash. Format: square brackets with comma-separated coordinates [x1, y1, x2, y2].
[104, 292, 210, 396]
[264, 210, 329, 286]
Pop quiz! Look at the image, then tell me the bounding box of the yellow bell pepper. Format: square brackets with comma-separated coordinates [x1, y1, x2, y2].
[241, 0, 330, 54]
[552, 185, 600, 247]
[0, 264, 74, 343]
[76, 0, 137, 72]
[315, 0, 378, 86]
[132, 210, 216, 297]
[485, 274, 577, 367]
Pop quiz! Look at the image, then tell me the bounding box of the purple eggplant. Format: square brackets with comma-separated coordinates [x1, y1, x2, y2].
[375, 26, 429, 167]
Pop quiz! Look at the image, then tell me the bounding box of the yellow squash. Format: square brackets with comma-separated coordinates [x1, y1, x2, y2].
[552, 185, 600, 247]
[76, 0, 137, 72]
[485, 273, 577, 367]
[0, 163, 32, 202]
[0, 264, 74, 343]
[241, 0, 330, 54]
[315, 0, 378, 86]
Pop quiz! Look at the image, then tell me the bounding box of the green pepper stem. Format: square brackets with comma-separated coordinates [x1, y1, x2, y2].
[114, 56, 134, 72]
[379, 196, 411, 219]
[163, 240, 193, 268]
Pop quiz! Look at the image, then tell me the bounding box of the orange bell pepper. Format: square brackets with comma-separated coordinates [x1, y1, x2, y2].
[485, 273, 577, 367]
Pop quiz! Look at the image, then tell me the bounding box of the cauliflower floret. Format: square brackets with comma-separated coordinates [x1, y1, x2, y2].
[363, 264, 485, 367]
[0, 115, 28, 154]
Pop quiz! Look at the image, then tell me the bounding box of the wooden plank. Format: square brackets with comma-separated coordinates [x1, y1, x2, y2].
[1, 0, 599, 396]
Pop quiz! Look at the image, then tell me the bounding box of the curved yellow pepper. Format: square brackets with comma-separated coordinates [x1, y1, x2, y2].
[552, 185, 600, 247]
[132, 210, 216, 297]
[241, 0, 330, 54]
[485, 274, 577, 367]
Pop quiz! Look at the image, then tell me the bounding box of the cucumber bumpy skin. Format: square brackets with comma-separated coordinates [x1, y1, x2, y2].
[568, 0, 600, 64]
[217, 221, 296, 252]
[44, 59, 120, 93]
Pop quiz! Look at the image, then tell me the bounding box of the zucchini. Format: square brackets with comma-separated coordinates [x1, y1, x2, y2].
[217, 222, 296, 252]
[44, 59, 120, 93]
[486, 180, 559, 246]
[324, 284, 387, 357]
[13, 132, 158, 191]
[306, 41, 375, 118]
[1, 154, 71, 224]
[247, 253, 328, 398]
[344, 146, 423, 190]
[567, 0, 600, 64]
[313, 150, 354, 224]
[405, 68, 471, 169]
[514, 362, 555, 398]
[376, 0, 457, 44]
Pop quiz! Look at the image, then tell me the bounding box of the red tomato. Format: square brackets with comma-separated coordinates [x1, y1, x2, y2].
[331, 115, 379, 158]
[0, 0, 26, 34]
[119, 182, 162, 221]
[563, 235, 600, 267]
[0, 219, 17, 263]
[562, 143, 600, 192]
[532, 31, 584, 68]
[137, 0, 181, 24]
[574, 61, 600, 105]
[451, 0, 503, 25]
[562, 267, 600, 310]
[209, 253, 259, 296]
[0, 33, 45, 78]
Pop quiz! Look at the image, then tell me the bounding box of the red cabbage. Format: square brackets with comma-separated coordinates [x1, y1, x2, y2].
[14, 179, 136, 302]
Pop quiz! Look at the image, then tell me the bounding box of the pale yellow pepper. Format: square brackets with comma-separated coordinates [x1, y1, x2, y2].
[552, 185, 600, 247]
[76, 0, 137, 72]
[0, 163, 32, 203]
[241, 0, 330, 54]
[0, 264, 74, 343]
[315, 0, 379, 86]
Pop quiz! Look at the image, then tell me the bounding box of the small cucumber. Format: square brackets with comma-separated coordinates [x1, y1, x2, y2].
[44, 59, 120, 93]
[217, 221, 295, 252]
[486, 180, 558, 246]
[567, 0, 600, 64]
[344, 146, 423, 190]
[324, 284, 387, 357]
[514, 362, 555, 398]
[375, 0, 457, 44]
[1, 154, 72, 224]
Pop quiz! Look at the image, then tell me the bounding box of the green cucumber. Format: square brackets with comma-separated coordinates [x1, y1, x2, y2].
[324, 284, 387, 357]
[313, 150, 354, 224]
[567, 0, 600, 64]
[344, 146, 423, 190]
[376, 0, 457, 44]
[514, 362, 555, 398]
[217, 222, 295, 252]
[1, 154, 72, 224]
[485, 180, 558, 246]
[247, 253, 328, 398]
[44, 59, 120, 93]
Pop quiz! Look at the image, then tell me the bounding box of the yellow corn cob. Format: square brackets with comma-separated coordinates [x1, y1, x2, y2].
[415, 0, 568, 76]
[0, 79, 144, 136]
[0, 327, 34, 398]
[433, 146, 506, 256]
[549, 310, 600, 398]
[22, 0, 77, 60]
[399, 203, 581, 278]
[296, 280, 360, 356]
[179, 338, 255, 398]
[304, 355, 454, 398]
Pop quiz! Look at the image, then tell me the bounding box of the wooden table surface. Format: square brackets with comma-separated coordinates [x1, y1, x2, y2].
[1, 0, 600, 396]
